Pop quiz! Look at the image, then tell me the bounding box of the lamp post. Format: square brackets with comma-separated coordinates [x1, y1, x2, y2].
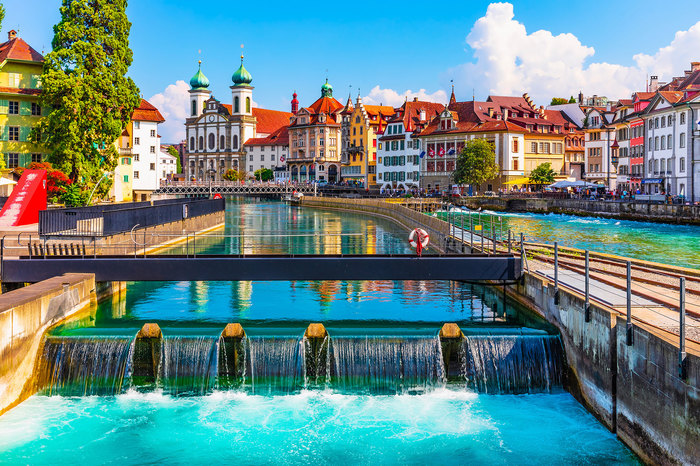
[207, 168, 216, 198]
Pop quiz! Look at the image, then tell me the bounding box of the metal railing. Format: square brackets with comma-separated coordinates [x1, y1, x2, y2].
[39, 198, 224, 237]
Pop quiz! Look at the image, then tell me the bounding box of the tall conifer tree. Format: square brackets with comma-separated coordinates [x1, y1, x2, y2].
[34, 0, 140, 196]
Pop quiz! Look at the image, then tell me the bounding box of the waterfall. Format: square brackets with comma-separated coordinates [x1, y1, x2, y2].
[331, 337, 445, 394]
[38, 336, 134, 396]
[460, 335, 564, 394]
[159, 337, 219, 395]
[246, 337, 306, 394]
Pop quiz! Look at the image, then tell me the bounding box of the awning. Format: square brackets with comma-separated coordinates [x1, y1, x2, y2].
[503, 177, 550, 185]
[0, 178, 17, 186]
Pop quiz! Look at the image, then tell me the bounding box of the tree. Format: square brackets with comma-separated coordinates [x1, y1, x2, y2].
[529, 162, 556, 186]
[453, 139, 499, 190]
[550, 97, 568, 106]
[33, 0, 140, 198]
[236, 169, 248, 181]
[0, 4, 5, 34]
[223, 169, 238, 181]
[166, 145, 182, 173]
[254, 168, 273, 182]
[568, 96, 577, 103]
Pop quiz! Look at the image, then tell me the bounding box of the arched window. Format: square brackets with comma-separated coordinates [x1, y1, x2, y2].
[234, 97, 239, 113]
[198, 136, 204, 150]
[208, 133, 215, 150]
[191, 100, 197, 116]
[233, 135, 238, 149]
[220, 135, 225, 149]
[189, 137, 195, 150]
[246, 97, 251, 113]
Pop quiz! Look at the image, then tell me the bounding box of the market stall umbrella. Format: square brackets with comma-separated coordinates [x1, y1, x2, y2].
[504, 177, 550, 186]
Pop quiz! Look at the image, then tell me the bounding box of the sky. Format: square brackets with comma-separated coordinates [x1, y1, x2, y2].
[4, 0, 700, 142]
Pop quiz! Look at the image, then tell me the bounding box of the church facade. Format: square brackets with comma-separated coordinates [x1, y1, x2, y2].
[183, 57, 291, 181]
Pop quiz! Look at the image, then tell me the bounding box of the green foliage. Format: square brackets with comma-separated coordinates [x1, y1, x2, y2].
[61, 183, 88, 207]
[33, 0, 140, 188]
[550, 97, 568, 106]
[254, 168, 273, 182]
[568, 96, 577, 103]
[0, 4, 5, 33]
[453, 138, 499, 188]
[223, 169, 238, 181]
[166, 145, 182, 173]
[529, 162, 556, 185]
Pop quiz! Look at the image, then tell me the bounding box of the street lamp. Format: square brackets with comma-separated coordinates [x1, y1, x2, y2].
[207, 168, 216, 198]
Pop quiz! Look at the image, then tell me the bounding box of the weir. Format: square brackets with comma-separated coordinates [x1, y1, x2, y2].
[35, 322, 565, 396]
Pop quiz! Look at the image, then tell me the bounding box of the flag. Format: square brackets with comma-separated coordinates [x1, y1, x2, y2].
[419, 151, 426, 158]
[280, 156, 285, 162]
[448, 149, 455, 155]
[438, 146, 445, 157]
[428, 147, 435, 157]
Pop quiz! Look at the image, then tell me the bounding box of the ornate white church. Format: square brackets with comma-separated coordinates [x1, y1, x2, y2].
[184, 56, 292, 180]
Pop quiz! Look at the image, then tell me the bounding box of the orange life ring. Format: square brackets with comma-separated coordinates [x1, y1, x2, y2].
[408, 228, 430, 249]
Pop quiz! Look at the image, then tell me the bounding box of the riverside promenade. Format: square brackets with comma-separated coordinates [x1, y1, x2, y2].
[300, 196, 700, 464]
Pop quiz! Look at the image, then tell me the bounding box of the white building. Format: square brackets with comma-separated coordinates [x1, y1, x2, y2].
[130, 99, 165, 200]
[642, 91, 700, 199]
[377, 99, 444, 192]
[184, 58, 291, 181]
[583, 107, 617, 189]
[158, 148, 178, 182]
[243, 126, 289, 177]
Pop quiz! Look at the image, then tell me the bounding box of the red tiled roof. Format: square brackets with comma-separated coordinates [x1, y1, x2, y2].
[388, 100, 444, 131]
[364, 105, 395, 117]
[0, 37, 44, 63]
[0, 86, 40, 95]
[132, 98, 165, 123]
[305, 95, 344, 115]
[244, 125, 289, 146]
[252, 108, 293, 135]
[657, 91, 684, 104]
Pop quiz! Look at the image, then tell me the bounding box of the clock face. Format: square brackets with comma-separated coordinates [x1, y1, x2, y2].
[208, 116, 215, 122]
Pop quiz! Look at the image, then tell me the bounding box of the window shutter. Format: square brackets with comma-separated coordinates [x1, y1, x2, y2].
[0, 126, 7, 141]
[19, 153, 31, 167]
[0, 100, 7, 114]
[41, 105, 50, 117]
[20, 102, 31, 116]
[19, 126, 31, 142]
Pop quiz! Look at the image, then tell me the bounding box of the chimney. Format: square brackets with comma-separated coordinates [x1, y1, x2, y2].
[488, 108, 494, 118]
[503, 109, 508, 121]
[691, 62, 700, 72]
[413, 97, 418, 102]
[650, 76, 659, 92]
[8, 30, 17, 41]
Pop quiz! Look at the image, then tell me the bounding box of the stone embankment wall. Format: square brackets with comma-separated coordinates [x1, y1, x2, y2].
[0, 273, 97, 414]
[301, 198, 450, 252]
[458, 197, 700, 225]
[508, 272, 698, 465]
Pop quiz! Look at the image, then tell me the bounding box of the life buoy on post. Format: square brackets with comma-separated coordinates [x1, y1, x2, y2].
[409, 228, 430, 256]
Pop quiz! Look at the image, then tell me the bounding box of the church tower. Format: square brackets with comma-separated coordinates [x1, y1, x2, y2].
[188, 60, 211, 117]
[231, 55, 254, 116]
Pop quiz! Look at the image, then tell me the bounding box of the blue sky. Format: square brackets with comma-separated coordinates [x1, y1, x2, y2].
[4, 0, 700, 141]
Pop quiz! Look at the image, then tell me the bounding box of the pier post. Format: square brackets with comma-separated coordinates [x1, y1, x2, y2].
[679, 278, 687, 379]
[219, 323, 246, 387]
[554, 242, 559, 305]
[626, 261, 633, 346]
[132, 323, 162, 386]
[584, 251, 590, 322]
[439, 323, 464, 379]
[507, 230, 511, 254]
[304, 323, 330, 382]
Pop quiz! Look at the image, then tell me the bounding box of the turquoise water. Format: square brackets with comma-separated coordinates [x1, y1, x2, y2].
[441, 209, 700, 269]
[0, 391, 637, 465]
[0, 199, 640, 463]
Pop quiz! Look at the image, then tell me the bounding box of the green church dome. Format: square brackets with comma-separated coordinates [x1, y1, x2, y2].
[232, 55, 253, 86]
[321, 78, 333, 97]
[190, 61, 210, 89]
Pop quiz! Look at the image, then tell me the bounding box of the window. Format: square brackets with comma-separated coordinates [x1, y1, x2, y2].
[150, 130, 156, 137]
[680, 112, 686, 125]
[512, 139, 518, 152]
[530, 142, 537, 153]
[190, 137, 195, 150]
[134, 137, 140, 145]
[8, 126, 19, 141]
[31, 103, 41, 116]
[667, 135, 672, 148]
[134, 121, 140, 129]
[680, 133, 686, 148]
[234, 97, 240, 113]
[649, 137, 652, 149]
[6, 153, 18, 168]
[199, 136, 204, 150]
[123, 175, 129, 182]
[249, 153, 253, 161]
[249, 165, 253, 172]
[31, 153, 42, 163]
[8, 101, 18, 114]
[654, 118, 659, 128]
[150, 163, 155, 170]
[150, 146, 156, 154]
[220, 135, 225, 149]
[8, 73, 20, 87]
[680, 157, 686, 172]
[134, 171, 140, 179]
[191, 101, 197, 116]
[513, 159, 519, 170]
[667, 115, 672, 126]
[661, 117, 666, 128]
[246, 97, 251, 113]
[261, 154, 265, 161]
[233, 135, 238, 149]
[654, 136, 659, 150]
[208, 133, 215, 149]
[661, 137, 665, 150]
[134, 154, 139, 162]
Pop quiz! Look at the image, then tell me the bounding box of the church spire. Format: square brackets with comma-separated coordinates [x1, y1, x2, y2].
[449, 81, 456, 106]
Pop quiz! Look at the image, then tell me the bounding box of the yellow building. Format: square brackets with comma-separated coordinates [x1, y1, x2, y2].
[0, 30, 47, 168]
[343, 95, 394, 187]
[110, 129, 134, 202]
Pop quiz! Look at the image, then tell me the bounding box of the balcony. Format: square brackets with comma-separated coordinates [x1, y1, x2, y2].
[119, 147, 133, 156]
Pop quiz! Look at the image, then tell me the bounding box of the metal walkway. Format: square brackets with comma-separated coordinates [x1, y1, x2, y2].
[1, 254, 522, 283]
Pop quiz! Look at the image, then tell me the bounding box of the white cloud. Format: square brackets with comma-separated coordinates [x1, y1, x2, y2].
[148, 80, 190, 143]
[362, 86, 448, 107]
[448, 2, 700, 105]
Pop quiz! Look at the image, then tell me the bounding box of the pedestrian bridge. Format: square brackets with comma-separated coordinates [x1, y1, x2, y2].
[0, 254, 521, 283]
[153, 182, 316, 196]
